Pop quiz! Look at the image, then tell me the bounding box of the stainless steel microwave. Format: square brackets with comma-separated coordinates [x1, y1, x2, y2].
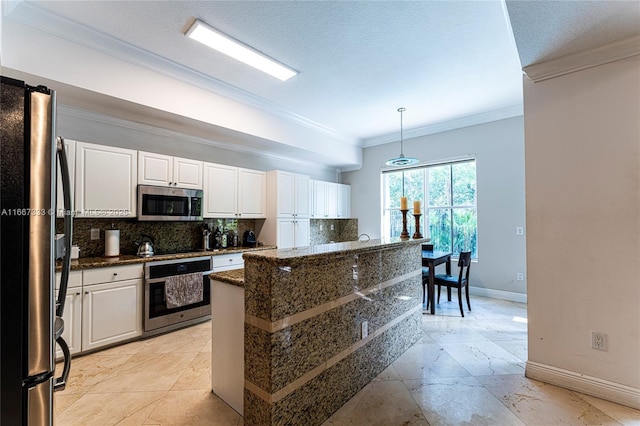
[137, 185, 203, 221]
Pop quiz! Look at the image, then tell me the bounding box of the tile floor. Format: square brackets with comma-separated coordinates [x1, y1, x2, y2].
[54, 296, 640, 425]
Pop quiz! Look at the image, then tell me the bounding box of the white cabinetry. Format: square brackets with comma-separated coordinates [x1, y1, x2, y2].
[211, 253, 244, 271]
[74, 142, 137, 218]
[81, 264, 143, 351]
[56, 139, 75, 218]
[337, 184, 351, 218]
[203, 163, 266, 218]
[275, 218, 310, 249]
[138, 151, 203, 189]
[312, 180, 351, 219]
[266, 170, 310, 218]
[55, 271, 83, 358]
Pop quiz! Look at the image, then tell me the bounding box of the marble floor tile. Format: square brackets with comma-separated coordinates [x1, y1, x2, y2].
[440, 341, 525, 376]
[55, 391, 166, 426]
[405, 376, 525, 426]
[324, 379, 429, 425]
[393, 342, 471, 380]
[477, 374, 624, 425]
[144, 389, 242, 425]
[53, 296, 639, 426]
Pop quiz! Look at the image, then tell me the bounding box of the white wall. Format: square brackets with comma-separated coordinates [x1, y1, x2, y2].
[342, 116, 527, 298]
[524, 55, 640, 406]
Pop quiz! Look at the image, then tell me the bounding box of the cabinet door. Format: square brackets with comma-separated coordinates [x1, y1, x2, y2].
[337, 184, 351, 218]
[82, 279, 143, 351]
[276, 171, 295, 217]
[203, 163, 238, 218]
[313, 180, 329, 218]
[56, 139, 75, 218]
[294, 174, 310, 218]
[174, 157, 203, 189]
[238, 168, 266, 218]
[55, 271, 83, 357]
[294, 219, 310, 248]
[138, 151, 173, 187]
[327, 182, 338, 219]
[75, 142, 137, 217]
[277, 219, 295, 249]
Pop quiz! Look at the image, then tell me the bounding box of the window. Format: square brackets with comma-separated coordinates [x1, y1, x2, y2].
[382, 159, 477, 258]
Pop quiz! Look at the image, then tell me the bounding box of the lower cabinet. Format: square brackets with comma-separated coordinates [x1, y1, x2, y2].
[81, 278, 143, 352]
[55, 271, 83, 358]
[55, 264, 143, 356]
[276, 218, 310, 249]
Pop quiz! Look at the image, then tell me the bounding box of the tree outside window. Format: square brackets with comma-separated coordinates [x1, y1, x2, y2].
[382, 160, 477, 258]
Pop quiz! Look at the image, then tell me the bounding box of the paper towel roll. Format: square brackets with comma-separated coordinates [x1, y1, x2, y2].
[105, 230, 120, 257]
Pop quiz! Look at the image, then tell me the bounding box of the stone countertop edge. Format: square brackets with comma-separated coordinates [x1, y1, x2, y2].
[242, 238, 428, 266]
[209, 268, 245, 288]
[55, 246, 276, 271]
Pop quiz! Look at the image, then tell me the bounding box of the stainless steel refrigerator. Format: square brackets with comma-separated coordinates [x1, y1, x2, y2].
[1, 76, 73, 425]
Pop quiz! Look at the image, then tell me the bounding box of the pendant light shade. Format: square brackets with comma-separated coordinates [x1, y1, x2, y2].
[386, 107, 419, 166]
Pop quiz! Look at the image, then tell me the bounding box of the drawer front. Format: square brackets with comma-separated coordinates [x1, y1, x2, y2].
[55, 270, 82, 290]
[211, 253, 244, 271]
[83, 264, 143, 286]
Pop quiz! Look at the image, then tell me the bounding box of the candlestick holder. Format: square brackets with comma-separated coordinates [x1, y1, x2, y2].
[412, 213, 423, 239]
[400, 209, 410, 240]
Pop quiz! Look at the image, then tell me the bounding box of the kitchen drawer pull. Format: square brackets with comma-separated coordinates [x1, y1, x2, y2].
[75, 292, 81, 296]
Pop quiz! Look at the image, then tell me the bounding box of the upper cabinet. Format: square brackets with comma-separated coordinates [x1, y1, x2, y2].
[203, 163, 266, 218]
[266, 170, 310, 218]
[74, 142, 137, 218]
[312, 180, 351, 219]
[138, 151, 203, 189]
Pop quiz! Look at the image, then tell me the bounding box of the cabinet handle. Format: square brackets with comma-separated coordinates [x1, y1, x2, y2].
[75, 292, 81, 296]
[113, 272, 118, 276]
[84, 291, 89, 295]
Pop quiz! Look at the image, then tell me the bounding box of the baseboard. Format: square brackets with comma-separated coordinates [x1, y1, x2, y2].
[469, 286, 527, 303]
[526, 361, 640, 410]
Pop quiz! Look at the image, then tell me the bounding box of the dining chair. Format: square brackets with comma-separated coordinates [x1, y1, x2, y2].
[421, 266, 430, 309]
[434, 251, 472, 317]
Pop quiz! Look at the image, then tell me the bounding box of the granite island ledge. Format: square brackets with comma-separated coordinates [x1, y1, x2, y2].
[211, 238, 427, 425]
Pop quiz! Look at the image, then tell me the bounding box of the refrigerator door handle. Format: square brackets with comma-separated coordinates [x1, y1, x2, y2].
[55, 136, 73, 317]
[53, 328, 70, 392]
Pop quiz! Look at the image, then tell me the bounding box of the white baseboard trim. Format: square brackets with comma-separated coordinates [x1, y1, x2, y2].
[469, 286, 527, 303]
[526, 361, 640, 410]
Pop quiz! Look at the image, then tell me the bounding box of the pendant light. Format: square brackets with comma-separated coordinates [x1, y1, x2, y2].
[386, 107, 419, 166]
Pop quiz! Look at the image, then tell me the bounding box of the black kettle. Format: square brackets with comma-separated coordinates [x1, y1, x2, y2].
[243, 230, 256, 248]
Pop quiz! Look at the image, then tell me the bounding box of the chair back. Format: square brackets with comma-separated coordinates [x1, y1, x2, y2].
[457, 251, 472, 283]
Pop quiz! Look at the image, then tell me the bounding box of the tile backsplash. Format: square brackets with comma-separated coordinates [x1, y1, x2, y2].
[57, 218, 257, 258]
[59, 217, 358, 258]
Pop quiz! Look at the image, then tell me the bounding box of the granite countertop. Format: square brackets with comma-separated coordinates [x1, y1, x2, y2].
[243, 238, 428, 265]
[56, 246, 275, 271]
[209, 268, 244, 288]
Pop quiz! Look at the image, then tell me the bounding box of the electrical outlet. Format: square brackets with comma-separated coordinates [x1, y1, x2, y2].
[592, 332, 607, 351]
[330, 224, 335, 231]
[90, 228, 100, 240]
[516, 227, 524, 236]
[516, 273, 524, 281]
[319, 224, 323, 231]
[361, 321, 368, 339]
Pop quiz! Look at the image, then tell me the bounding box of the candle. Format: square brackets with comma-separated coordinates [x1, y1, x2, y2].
[413, 200, 421, 215]
[400, 197, 408, 210]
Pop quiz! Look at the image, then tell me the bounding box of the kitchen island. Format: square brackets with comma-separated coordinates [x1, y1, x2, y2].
[210, 238, 425, 425]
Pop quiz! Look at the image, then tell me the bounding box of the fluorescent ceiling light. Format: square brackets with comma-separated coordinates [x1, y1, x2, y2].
[186, 19, 298, 81]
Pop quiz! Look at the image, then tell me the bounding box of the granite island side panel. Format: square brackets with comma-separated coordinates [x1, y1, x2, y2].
[241, 238, 425, 425]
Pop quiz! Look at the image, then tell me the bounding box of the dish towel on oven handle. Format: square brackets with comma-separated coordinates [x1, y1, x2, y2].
[164, 272, 203, 309]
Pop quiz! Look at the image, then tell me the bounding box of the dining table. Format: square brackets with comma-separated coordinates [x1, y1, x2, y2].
[421, 249, 453, 314]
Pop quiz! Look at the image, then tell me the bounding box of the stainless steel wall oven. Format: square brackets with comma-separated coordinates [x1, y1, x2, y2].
[144, 256, 212, 337]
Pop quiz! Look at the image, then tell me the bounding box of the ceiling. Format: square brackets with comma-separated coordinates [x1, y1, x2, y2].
[2, 1, 639, 169]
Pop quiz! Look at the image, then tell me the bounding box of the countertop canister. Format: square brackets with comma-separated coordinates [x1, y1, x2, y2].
[105, 229, 120, 257]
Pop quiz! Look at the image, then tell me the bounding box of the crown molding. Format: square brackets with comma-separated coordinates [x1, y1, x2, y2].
[4, 1, 359, 147]
[524, 35, 640, 83]
[361, 104, 523, 148]
[57, 104, 337, 173]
